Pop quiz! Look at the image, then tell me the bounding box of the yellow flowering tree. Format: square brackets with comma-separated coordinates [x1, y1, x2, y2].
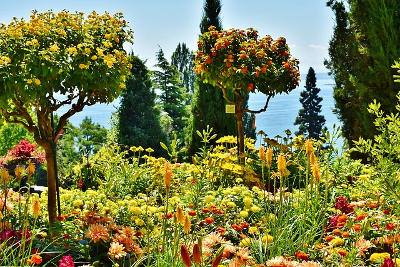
[0, 11, 133, 224]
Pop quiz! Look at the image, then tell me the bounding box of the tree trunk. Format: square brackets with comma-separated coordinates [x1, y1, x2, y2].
[44, 145, 57, 225]
[234, 92, 245, 165]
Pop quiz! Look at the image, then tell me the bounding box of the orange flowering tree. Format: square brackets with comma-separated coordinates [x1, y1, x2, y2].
[194, 27, 300, 164]
[0, 11, 133, 224]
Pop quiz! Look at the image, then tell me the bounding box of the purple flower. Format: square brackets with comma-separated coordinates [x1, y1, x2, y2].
[381, 258, 395, 267]
[334, 196, 353, 214]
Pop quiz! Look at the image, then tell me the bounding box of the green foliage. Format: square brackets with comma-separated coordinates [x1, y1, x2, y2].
[77, 117, 107, 158]
[325, 0, 400, 145]
[171, 43, 195, 96]
[294, 67, 326, 139]
[0, 122, 34, 156]
[353, 94, 400, 201]
[153, 48, 188, 142]
[118, 55, 167, 157]
[187, 0, 237, 157]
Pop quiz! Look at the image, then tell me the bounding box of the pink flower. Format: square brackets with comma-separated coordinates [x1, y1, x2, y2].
[59, 254, 74, 267]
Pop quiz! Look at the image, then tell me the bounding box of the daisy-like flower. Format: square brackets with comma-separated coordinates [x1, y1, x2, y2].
[355, 236, 372, 255]
[108, 242, 126, 259]
[86, 224, 110, 243]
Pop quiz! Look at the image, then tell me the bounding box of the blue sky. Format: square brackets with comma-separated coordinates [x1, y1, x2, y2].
[0, 0, 334, 74]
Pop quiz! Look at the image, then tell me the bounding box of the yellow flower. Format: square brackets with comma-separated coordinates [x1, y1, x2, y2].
[27, 162, 36, 179]
[304, 139, 313, 156]
[135, 218, 144, 226]
[49, 44, 59, 52]
[91, 55, 98, 60]
[105, 33, 112, 40]
[85, 48, 91, 54]
[34, 78, 41, 85]
[1, 168, 10, 184]
[32, 196, 41, 219]
[369, 252, 391, 263]
[239, 238, 252, 247]
[120, 82, 126, 89]
[145, 148, 154, 153]
[262, 235, 274, 244]
[14, 165, 24, 182]
[329, 238, 344, 247]
[250, 205, 261, 213]
[248, 226, 258, 235]
[239, 210, 248, 218]
[204, 195, 214, 203]
[27, 79, 32, 84]
[164, 162, 172, 192]
[97, 48, 104, 56]
[79, 64, 89, 69]
[243, 197, 252, 207]
[130, 206, 142, 215]
[258, 146, 265, 161]
[277, 153, 286, 177]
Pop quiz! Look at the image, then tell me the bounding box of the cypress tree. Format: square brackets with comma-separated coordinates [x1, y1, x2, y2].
[325, 0, 400, 145]
[118, 55, 167, 156]
[153, 48, 188, 141]
[171, 43, 195, 96]
[186, 0, 237, 156]
[294, 67, 326, 139]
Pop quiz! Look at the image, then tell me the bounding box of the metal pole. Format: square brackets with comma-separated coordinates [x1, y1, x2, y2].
[51, 112, 61, 216]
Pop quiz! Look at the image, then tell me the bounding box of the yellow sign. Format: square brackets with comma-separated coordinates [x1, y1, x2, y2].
[225, 105, 235, 114]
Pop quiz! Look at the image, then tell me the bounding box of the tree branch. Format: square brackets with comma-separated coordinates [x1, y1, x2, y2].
[216, 82, 235, 104]
[55, 91, 95, 137]
[244, 94, 273, 114]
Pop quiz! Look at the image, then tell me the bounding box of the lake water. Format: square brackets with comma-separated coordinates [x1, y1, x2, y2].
[57, 73, 341, 145]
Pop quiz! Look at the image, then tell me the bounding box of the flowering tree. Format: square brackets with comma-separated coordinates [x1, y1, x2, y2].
[0, 11, 133, 224]
[194, 27, 300, 164]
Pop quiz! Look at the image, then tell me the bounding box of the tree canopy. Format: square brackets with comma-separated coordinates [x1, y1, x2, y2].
[0, 10, 133, 224]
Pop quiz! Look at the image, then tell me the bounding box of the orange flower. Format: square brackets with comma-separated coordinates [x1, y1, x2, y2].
[337, 248, 347, 257]
[1, 168, 10, 184]
[32, 196, 41, 220]
[14, 165, 24, 182]
[205, 217, 214, 224]
[325, 235, 334, 242]
[188, 210, 197, 216]
[338, 214, 348, 224]
[295, 251, 309, 261]
[176, 206, 184, 225]
[312, 162, 320, 181]
[353, 224, 361, 232]
[332, 228, 341, 236]
[86, 223, 110, 243]
[193, 244, 201, 264]
[163, 162, 172, 191]
[27, 162, 36, 179]
[266, 148, 273, 168]
[27, 254, 42, 264]
[184, 215, 191, 234]
[342, 231, 350, 238]
[108, 242, 126, 259]
[355, 214, 367, 221]
[258, 146, 266, 161]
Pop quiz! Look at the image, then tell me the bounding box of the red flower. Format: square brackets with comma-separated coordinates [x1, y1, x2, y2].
[232, 224, 243, 232]
[180, 245, 191, 267]
[188, 204, 195, 208]
[295, 251, 309, 261]
[212, 253, 223, 267]
[386, 223, 395, 231]
[205, 217, 214, 224]
[188, 210, 197, 216]
[59, 254, 74, 267]
[78, 179, 83, 188]
[381, 258, 395, 267]
[261, 66, 267, 72]
[240, 222, 249, 229]
[216, 226, 226, 235]
[355, 214, 367, 221]
[383, 209, 391, 215]
[202, 208, 210, 213]
[248, 83, 254, 91]
[193, 244, 201, 264]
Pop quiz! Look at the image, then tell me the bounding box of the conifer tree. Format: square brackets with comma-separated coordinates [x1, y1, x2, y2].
[118, 55, 167, 156]
[186, 0, 238, 156]
[325, 0, 400, 145]
[153, 48, 188, 141]
[294, 67, 326, 139]
[171, 43, 195, 95]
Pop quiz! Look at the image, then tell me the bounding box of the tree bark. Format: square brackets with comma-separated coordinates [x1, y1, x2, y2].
[234, 90, 245, 165]
[44, 144, 57, 225]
